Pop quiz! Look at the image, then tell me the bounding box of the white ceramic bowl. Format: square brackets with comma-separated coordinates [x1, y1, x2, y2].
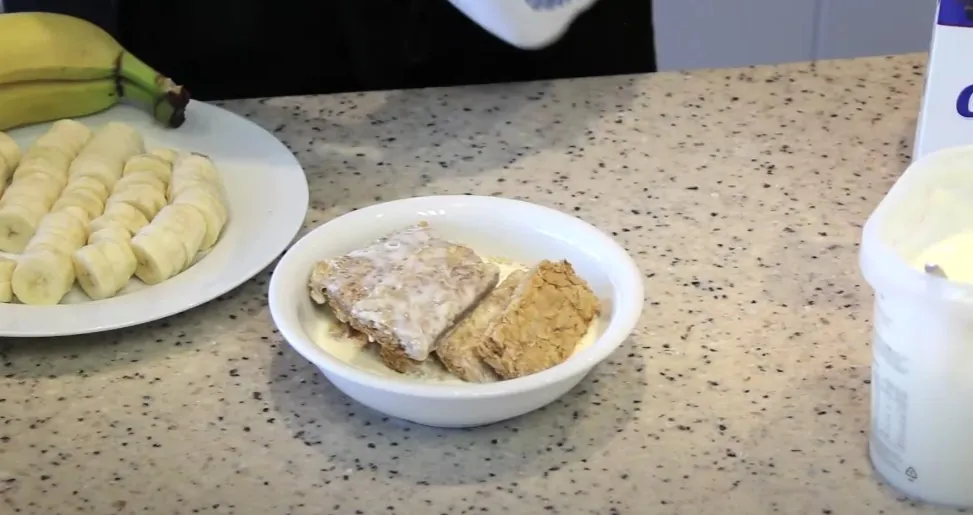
[268, 195, 643, 428]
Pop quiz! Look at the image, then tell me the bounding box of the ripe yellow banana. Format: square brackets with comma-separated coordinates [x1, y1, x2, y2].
[0, 80, 116, 132]
[0, 12, 190, 128]
[0, 78, 187, 131]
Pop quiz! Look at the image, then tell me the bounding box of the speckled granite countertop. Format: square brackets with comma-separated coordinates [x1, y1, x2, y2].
[0, 54, 934, 514]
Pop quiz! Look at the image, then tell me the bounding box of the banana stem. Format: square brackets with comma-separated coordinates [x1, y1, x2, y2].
[118, 79, 189, 128]
[116, 52, 190, 118]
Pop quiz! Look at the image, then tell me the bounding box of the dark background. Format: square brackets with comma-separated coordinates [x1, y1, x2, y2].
[7, 0, 656, 100]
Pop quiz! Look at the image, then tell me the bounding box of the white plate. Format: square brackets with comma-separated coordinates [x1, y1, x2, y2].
[0, 102, 309, 337]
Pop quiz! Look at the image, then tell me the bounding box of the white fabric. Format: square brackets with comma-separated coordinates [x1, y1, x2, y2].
[448, 0, 598, 49]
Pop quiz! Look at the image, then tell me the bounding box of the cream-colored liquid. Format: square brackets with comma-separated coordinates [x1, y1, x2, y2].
[308, 261, 604, 384]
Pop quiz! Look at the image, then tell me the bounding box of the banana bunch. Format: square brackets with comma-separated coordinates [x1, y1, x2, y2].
[0, 12, 191, 131]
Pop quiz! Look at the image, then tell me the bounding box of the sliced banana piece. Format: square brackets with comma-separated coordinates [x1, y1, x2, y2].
[27, 232, 76, 257]
[0, 131, 21, 172]
[0, 132, 21, 187]
[72, 238, 136, 301]
[22, 142, 73, 162]
[62, 176, 109, 199]
[11, 248, 74, 305]
[69, 155, 121, 189]
[131, 227, 185, 284]
[57, 205, 91, 226]
[72, 244, 116, 300]
[1, 173, 63, 208]
[175, 153, 221, 185]
[143, 224, 191, 272]
[35, 210, 88, 247]
[168, 178, 220, 202]
[115, 171, 167, 193]
[88, 226, 131, 245]
[169, 154, 222, 201]
[79, 125, 143, 165]
[21, 120, 89, 187]
[25, 210, 88, 257]
[107, 185, 167, 220]
[15, 144, 71, 176]
[0, 154, 8, 196]
[99, 238, 137, 284]
[153, 204, 206, 265]
[40, 119, 93, 155]
[171, 187, 228, 250]
[67, 123, 142, 189]
[0, 196, 48, 223]
[0, 256, 15, 303]
[150, 148, 178, 165]
[0, 204, 44, 253]
[122, 154, 171, 184]
[12, 160, 68, 189]
[91, 203, 149, 235]
[52, 188, 106, 220]
[103, 122, 144, 155]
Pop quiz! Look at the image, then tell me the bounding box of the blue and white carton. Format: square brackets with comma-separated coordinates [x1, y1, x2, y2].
[915, 1, 973, 159]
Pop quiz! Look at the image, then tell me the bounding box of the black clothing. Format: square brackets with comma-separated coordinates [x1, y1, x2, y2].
[6, 0, 656, 100]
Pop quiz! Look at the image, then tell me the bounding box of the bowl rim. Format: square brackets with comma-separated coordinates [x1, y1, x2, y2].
[269, 195, 644, 399]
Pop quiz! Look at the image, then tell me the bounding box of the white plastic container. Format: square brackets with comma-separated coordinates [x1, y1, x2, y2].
[860, 144, 973, 507]
[448, 0, 599, 49]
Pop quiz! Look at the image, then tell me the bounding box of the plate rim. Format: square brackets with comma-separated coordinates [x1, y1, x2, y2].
[0, 101, 309, 337]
